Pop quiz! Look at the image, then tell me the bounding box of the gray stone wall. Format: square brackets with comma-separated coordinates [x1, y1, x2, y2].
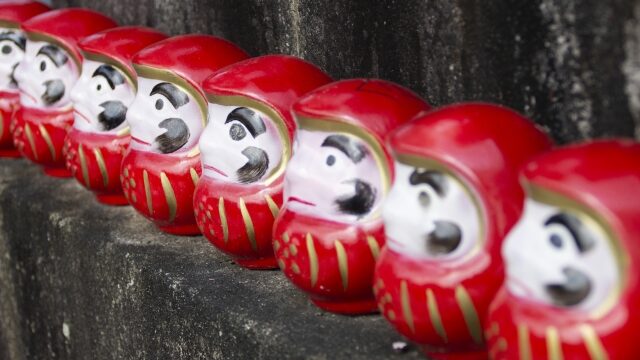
[53, 0, 640, 143]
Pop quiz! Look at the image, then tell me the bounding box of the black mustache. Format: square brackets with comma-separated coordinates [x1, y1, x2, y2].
[42, 79, 65, 105]
[9, 63, 18, 88]
[336, 179, 375, 217]
[154, 117, 190, 154]
[426, 221, 462, 255]
[98, 100, 127, 131]
[545, 267, 592, 307]
[236, 146, 269, 184]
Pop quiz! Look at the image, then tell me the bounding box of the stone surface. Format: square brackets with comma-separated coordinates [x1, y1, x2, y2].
[0, 158, 421, 359]
[53, 0, 640, 143]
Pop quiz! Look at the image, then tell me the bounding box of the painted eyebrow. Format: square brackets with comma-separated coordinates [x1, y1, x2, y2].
[37, 44, 68, 67]
[0, 31, 25, 50]
[225, 107, 266, 137]
[92, 64, 125, 90]
[409, 169, 448, 197]
[545, 213, 595, 253]
[321, 134, 367, 163]
[150, 82, 189, 109]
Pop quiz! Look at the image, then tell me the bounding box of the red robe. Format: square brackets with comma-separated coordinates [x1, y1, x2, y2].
[486, 287, 640, 360]
[272, 208, 385, 314]
[11, 105, 73, 177]
[120, 148, 201, 235]
[375, 247, 501, 360]
[64, 128, 129, 205]
[0, 90, 20, 158]
[194, 176, 282, 269]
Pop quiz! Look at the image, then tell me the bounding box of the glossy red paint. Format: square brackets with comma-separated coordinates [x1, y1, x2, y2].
[273, 79, 431, 314]
[374, 103, 552, 358]
[0, 0, 50, 158]
[11, 105, 73, 177]
[0, 90, 20, 157]
[21, 8, 117, 66]
[123, 35, 248, 235]
[64, 128, 130, 205]
[487, 140, 640, 360]
[64, 27, 167, 205]
[196, 55, 332, 269]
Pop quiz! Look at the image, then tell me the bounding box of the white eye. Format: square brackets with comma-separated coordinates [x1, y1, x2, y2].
[91, 77, 110, 94]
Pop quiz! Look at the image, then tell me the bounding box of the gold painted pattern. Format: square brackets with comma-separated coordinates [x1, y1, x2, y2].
[283, 233, 290, 243]
[518, 324, 532, 360]
[238, 198, 257, 252]
[455, 285, 483, 345]
[580, 325, 608, 360]
[78, 145, 90, 187]
[426, 289, 448, 343]
[218, 197, 229, 243]
[160, 172, 177, 222]
[24, 124, 38, 160]
[264, 194, 280, 219]
[489, 338, 508, 359]
[189, 168, 199, 186]
[93, 148, 109, 187]
[306, 233, 318, 287]
[400, 281, 415, 333]
[366, 235, 380, 260]
[334, 240, 348, 291]
[143, 170, 152, 215]
[546, 327, 563, 360]
[38, 125, 56, 161]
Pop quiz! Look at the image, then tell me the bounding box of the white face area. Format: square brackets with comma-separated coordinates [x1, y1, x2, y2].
[0, 27, 26, 92]
[503, 198, 620, 312]
[383, 161, 482, 261]
[127, 77, 203, 154]
[284, 129, 383, 224]
[14, 39, 78, 108]
[70, 59, 136, 134]
[200, 103, 284, 184]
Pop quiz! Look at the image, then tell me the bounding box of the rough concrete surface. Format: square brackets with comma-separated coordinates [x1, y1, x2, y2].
[51, 0, 640, 143]
[0, 158, 422, 359]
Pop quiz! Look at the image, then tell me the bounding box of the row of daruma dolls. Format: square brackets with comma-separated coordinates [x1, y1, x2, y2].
[1, 2, 639, 360]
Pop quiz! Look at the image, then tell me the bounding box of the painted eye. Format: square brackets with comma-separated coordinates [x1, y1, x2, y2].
[155, 99, 163, 110]
[418, 191, 430, 207]
[39, 60, 46, 71]
[229, 123, 246, 141]
[550, 233, 563, 248]
[1, 45, 11, 55]
[326, 155, 336, 166]
[96, 84, 102, 91]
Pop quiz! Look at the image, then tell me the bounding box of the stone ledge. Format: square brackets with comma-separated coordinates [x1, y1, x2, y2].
[0, 158, 421, 359]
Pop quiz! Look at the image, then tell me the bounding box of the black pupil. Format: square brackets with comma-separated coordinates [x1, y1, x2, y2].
[155, 99, 163, 110]
[97, 84, 102, 91]
[1, 45, 11, 55]
[326, 155, 335, 166]
[229, 123, 246, 141]
[40, 61, 46, 71]
[418, 191, 430, 207]
[550, 234, 563, 248]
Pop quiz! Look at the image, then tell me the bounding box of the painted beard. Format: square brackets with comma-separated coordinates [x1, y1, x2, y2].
[97, 100, 127, 131]
[426, 221, 462, 255]
[42, 79, 65, 105]
[336, 179, 376, 217]
[236, 146, 269, 184]
[154, 117, 189, 153]
[545, 266, 591, 307]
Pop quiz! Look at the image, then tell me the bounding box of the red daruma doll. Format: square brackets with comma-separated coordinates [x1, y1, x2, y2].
[11, 8, 116, 176]
[120, 35, 248, 235]
[0, 0, 50, 158]
[374, 103, 552, 359]
[63, 27, 167, 205]
[272, 79, 430, 314]
[487, 140, 640, 360]
[194, 55, 332, 269]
